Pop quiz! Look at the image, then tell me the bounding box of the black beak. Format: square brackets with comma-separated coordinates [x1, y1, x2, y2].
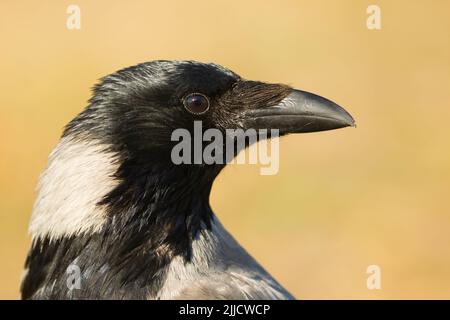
[245, 89, 355, 134]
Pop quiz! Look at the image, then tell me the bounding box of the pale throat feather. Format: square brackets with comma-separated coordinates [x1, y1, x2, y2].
[29, 136, 120, 241]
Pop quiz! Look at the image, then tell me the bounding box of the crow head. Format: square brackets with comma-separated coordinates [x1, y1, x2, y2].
[65, 60, 354, 169]
[30, 60, 355, 242]
[53, 59, 355, 241]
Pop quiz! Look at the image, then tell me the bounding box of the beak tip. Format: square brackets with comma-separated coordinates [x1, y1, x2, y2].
[345, 117, 356, 129]
[334, 104, 355, 129]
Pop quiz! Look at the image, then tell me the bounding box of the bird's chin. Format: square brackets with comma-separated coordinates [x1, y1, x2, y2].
[244, 89, 355, 134]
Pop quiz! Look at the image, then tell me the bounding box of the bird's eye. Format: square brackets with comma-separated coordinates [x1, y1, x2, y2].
[182, 93, 210, 115]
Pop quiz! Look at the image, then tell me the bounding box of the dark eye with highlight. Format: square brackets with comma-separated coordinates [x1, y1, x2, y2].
[182, 93, 210, 115]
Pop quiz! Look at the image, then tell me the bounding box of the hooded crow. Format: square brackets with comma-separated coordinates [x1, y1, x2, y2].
[21, 60, 354, 300]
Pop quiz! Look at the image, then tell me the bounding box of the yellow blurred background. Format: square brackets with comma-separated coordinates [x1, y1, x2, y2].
[1, 0, 450, 299]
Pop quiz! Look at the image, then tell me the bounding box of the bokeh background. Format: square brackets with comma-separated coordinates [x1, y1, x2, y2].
[1, 0, 450, 299]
